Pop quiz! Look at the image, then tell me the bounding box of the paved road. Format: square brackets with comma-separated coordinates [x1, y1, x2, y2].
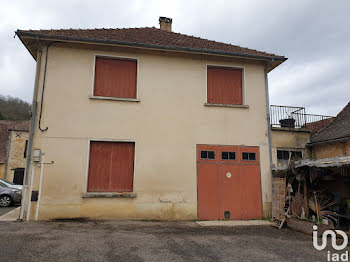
[0, 221, 347, 262]
[0, 206, 16, 216]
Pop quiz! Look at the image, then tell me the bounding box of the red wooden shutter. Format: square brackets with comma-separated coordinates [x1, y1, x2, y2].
[87, 141, 135, 192]
[94, 57, 137, 98]
[207, 67, 243, 105]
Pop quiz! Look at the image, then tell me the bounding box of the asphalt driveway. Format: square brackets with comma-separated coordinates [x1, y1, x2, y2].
[0, 220, 347, 262]
[0, 206, 17, 216]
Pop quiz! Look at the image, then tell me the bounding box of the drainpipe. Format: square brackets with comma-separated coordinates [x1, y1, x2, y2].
[38, 41, 61, 132]
[20, 38, 43, 220]
[264, 59, 274, 173]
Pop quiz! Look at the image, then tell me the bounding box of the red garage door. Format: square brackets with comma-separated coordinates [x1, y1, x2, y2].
[197, 145, 262, 220]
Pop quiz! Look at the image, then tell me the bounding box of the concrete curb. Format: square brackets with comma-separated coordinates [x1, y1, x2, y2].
[197, 220, 273, 227]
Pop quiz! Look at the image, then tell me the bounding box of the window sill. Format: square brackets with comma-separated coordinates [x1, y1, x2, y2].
[82, 192, 136, 198]
[204, 103, 249, 109]
[89, 96, 140, 102]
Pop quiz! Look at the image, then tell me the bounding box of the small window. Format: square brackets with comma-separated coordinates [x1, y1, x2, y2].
[242, 152, 256, 161]
[222, 152, 236, 160]
[24, 140, 28, 158]
[200, 151, 215, 160]
[277, 150, 288, 160]
[277, 150, 303, 160]
[291, 151, 303, 160]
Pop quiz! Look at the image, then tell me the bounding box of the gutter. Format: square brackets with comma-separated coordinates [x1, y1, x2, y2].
[15, 31, 287, 67]
[265, 59, 275, 172]
[19, 40, 43, 220]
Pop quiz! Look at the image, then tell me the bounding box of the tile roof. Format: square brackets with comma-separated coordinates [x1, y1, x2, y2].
[0, 120, 30, 163]
[303, 117, 334, 134]
[16, 27, 286, 70]
[310, 102, 350, 144]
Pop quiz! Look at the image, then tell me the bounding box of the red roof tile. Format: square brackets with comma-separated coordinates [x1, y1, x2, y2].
[310, 102, 350, 144]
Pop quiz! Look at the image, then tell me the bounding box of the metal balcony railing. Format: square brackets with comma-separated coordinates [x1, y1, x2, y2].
[270, 105, 334, 130]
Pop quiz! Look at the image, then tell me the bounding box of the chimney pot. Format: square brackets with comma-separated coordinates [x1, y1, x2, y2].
[159, 16, 172, 32]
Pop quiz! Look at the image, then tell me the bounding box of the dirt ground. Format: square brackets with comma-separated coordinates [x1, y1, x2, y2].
[0, 220, 347, 262]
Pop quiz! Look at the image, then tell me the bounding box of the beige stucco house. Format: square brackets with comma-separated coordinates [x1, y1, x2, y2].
[16, 17, 287, 221]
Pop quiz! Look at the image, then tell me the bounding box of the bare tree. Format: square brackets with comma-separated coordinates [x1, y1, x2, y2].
[0, 95, 31, 120]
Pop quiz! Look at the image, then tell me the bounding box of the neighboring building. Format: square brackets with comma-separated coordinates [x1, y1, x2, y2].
[308, 102, 350, 159]
[0, 120, 30, 183]
[16, 17, 287, 220]
[270, 105, 334, 169]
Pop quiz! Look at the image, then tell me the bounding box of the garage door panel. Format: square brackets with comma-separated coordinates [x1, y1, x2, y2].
[197, 163, 220, 220]
[240, 165, 262, 219]
[219, 165, 242, 220]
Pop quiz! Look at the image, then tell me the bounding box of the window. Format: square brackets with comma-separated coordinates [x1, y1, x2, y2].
[94, 57, 137, 99]
[87, 141, 135, 192]
[207, 66, 243, 105]
[242, 152, 256, 161]
[277, 150, 303, 160]
[222, 152, 236, 160]
[24, 140, 28, 158]
[200, 151, 215, 160]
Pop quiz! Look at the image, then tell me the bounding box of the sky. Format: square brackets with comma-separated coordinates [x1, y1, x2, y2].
[0, 0, 349, 116]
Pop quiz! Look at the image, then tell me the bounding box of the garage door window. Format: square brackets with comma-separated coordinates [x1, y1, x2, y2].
[201, 151, 215, 160]
[242, 152, 256, 161]
[94, 57, 137, 99]
[222, 152, 236, 160]
[87, 141, 135, 192]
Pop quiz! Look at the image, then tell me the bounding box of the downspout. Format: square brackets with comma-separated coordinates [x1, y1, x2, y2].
[265, 59, 274, 173]
[20, 37, 42, 220]
[38, 41, 60, 131]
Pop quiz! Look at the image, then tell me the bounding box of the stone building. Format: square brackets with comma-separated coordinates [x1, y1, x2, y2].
[308, 102, 350, 159]
[0, 120, 30, 183]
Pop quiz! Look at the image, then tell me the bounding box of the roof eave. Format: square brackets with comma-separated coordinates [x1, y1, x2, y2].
[16, 31, 287, 70]
[307, 136, 350, 146]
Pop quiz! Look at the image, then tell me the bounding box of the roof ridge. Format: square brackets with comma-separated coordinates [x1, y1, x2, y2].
[142, 27, 277, 57]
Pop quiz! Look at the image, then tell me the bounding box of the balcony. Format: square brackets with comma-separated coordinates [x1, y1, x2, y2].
[270, 105, 334, 133]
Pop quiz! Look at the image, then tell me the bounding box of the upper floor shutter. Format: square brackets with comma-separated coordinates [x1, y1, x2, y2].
[94, 57, 137, 99]
[207, 66, 243, 105]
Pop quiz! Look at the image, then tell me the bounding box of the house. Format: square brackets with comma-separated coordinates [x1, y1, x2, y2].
[308, 102, 350, 159]
[16, 17, 287, 220]
[0, 120, 30, 183]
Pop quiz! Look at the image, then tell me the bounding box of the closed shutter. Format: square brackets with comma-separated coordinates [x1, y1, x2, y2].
[87, 141, 135, 192]
[207, 66, 243, 105]
[94, 57, 137, 98]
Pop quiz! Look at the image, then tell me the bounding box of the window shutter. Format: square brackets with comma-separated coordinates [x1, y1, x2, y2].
[207, 67, 243, 105]
[88, 141, 135, 192]
[94, 57, 137, 98]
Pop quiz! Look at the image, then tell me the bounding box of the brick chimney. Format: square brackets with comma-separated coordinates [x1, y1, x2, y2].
[159, 17, 172, 32]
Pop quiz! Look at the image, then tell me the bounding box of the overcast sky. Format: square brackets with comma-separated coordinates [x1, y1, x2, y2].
[0, 0, 349, 116]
